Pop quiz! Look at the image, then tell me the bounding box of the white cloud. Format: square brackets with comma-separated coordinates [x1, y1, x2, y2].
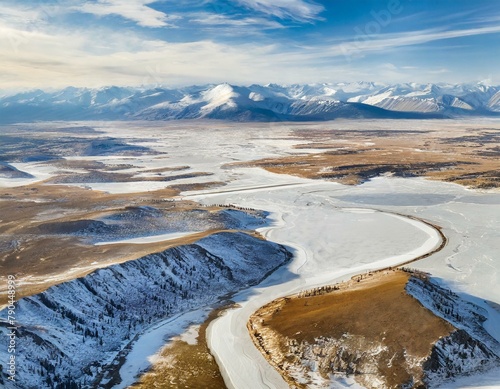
[235, 0, 324, 22]
[74, 0, 177, 27]
[190, 13, 284, 30]
[381, 63, 398, 71]
[428, 68, 450, 75]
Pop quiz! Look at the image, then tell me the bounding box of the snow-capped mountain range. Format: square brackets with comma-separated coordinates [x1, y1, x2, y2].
[1, 82, 500, 123]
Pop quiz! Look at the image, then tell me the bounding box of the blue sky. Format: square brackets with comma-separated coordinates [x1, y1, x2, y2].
[1, 0, 500, 89]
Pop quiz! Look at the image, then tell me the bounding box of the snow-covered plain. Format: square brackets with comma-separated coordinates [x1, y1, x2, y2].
[1, 120, 499, 388]
[94, 231, 200, 245]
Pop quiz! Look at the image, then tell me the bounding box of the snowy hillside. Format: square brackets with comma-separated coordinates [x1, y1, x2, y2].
[0, 232, 292, 388]
[29, 206, 267, 244]
[406, 275, 500, 386]
[2, 82, 500, 123]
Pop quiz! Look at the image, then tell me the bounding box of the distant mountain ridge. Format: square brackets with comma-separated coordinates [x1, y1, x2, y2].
[1, 82, 500, 123]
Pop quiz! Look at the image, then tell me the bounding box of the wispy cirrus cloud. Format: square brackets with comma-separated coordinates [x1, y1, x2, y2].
[74, 0, 178, 27]
[336, 24, 500, 57]
[0, 3, 67, 31]
[234, 0, 324, 22]
[0, 6, 41, 27]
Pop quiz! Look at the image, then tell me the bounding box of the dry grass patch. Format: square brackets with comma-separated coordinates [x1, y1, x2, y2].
[249, 270, 455, 388]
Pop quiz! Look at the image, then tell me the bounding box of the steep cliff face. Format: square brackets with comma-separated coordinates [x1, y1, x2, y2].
[0, 232, 292, 388]
[406, 277, 500, 387]
[285, 327, 499, 389]
[424, 329, 497, 384]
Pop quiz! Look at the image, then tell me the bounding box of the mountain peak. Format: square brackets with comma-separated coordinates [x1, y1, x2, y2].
[202, 83, 238, 103]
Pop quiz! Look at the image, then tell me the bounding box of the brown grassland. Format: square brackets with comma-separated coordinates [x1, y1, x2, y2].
[235, 127, 500, 188]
